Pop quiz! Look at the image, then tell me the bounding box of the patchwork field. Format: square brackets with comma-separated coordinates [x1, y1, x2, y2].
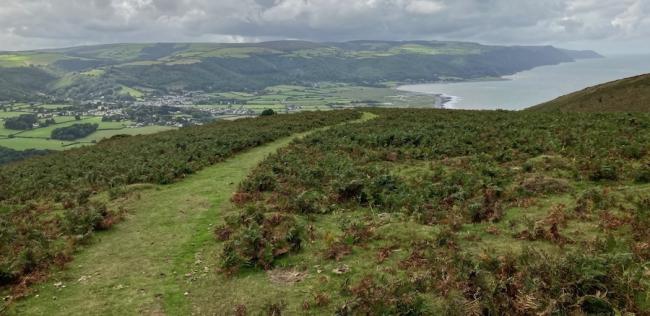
[0, 108, 176, 150]
[199, 85, 441, 112]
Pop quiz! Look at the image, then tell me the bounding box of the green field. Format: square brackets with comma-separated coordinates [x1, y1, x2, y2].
[0, 112, 175, 150]
[200, 85, 441, 113]
[77, 125, 175, 143]
[0, 111, 30, 119]
[37, 104, 74, 110]
[0, 82, 440, 151]
[0, 138, 80, 150]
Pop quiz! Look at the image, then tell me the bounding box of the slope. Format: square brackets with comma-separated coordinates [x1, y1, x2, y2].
[6, 112, 376, 315]
[0, 41, 601, 101]
[528, 73, 650, 112]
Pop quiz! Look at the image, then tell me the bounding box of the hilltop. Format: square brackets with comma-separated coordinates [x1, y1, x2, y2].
[528, 73, 650, 112]
[3, 109, 648, 315]
[0, 40, 600, 101]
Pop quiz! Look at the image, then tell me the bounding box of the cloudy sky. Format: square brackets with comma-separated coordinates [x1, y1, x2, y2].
[1, 0, 649, 54]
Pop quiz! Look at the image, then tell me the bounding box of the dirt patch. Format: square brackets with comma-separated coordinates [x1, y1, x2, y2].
[266, 269, 308, 284]
[519, 176, 572, 195]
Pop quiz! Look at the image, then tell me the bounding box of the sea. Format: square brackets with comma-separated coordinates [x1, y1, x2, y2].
[397, 54, 650, 110]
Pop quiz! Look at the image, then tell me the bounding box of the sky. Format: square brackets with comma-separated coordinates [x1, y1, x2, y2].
[0, 0, 649, 54]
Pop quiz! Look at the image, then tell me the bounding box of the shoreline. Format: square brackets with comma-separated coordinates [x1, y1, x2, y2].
[394, 57, 615, 110]
[397, 86, 462, 109]
[395, 76, 508, 109]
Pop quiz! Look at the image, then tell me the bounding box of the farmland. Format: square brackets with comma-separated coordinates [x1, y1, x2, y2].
[0, 84, 438, 152]
[198, 84, 441, 112]
[0, 109, 176, 151]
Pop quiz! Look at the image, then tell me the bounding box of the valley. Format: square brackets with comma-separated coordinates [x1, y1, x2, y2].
[0, 84, 437, 154]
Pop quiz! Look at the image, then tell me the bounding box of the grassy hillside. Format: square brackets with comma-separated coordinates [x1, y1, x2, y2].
[0, 41, 600, 101]
[3, 109, 649, 315]
[529, 73, 650, 112]
[0, 110, 360, 296]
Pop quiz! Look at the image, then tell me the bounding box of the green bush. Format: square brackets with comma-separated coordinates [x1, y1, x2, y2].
[218, 208, 303, 272]
[590, 163, 619, 181]
[260, 109, 276, 116]
[635, 165, 650, 183]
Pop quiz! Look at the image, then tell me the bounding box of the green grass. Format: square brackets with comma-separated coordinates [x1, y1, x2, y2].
[118, 86, 144, 98]
[7, 112, 376, 315]
[0, 52, 65, 67]
[80, 69, 105, 77]
[17, 118, 97, 138]
[0, 117, 173, 150]
[0, 112, 30, 119]
[0, 54, 30, 67]
[0, 138, 80, 150]
[197, 85, 441, 113]
[38, 104, 74, 110]
[0, 127, 17, 137]
[77, 125, 175, 143]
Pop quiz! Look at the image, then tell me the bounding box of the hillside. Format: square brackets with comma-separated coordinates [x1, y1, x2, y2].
[0, 41, 600, 101]
[3, 109, 649, 315]
[529, 73, 650, 112]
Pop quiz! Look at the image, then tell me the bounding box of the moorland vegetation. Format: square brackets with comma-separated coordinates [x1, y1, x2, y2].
[0, 110, 359, 293]
[217, 108, 650, 314]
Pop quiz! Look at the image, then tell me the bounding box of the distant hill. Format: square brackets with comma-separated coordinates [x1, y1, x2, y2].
[0, 40, 600, 101]
[528, 73, 650, 112]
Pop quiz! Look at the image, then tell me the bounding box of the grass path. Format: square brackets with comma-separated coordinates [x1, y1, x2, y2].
[9, 112, 376, 316]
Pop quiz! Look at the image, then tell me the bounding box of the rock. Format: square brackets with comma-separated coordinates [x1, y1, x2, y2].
[332, 265, 350, 274]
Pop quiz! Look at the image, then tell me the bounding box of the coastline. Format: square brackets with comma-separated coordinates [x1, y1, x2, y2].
[393, 56, 650, 111]
[395, 76, 507, 109]
[396, 86, 462, 109]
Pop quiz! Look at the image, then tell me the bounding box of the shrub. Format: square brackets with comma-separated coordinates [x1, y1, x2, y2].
[218, 209, 303, 272]
[635, 165, 650, 183]
[590, 163, 619, 181]
[241, 170, 277, 192]
[260, 109, 276, 116]
[3, 114, 37, 130]
[292, 190, 325, 214]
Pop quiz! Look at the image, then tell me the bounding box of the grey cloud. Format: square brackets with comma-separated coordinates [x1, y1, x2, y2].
[0, 0, 648, 53]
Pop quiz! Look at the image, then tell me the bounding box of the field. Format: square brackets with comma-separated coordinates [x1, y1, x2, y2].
[0, 109, 176, 150]
[2, 109, 648, 315]
[0, 82, 440, 151]
[199, 84, 441, 113]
